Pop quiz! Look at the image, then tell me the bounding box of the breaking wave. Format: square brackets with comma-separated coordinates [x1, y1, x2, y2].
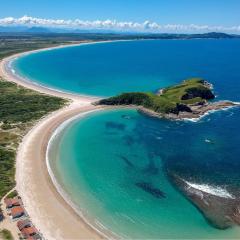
[184, 180, 236, 199]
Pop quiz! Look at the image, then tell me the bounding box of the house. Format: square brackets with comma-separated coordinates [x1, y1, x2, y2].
[21, 226, 38, 238]
[4, 197, 20, 208]
[11, 206, 25, 219]
[17, 219, 32, 230]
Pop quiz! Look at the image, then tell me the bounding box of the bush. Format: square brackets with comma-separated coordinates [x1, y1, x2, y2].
[0, 79, 67, 200]
[0, 229, 13, 240]
[6, 190, 18, 199]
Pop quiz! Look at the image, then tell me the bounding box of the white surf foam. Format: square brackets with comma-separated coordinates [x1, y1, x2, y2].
[183, 102, 239, 123]
[184, 180, 235, 199]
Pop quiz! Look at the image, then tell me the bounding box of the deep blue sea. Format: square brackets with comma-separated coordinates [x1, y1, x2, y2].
[14, 39, 240, 238]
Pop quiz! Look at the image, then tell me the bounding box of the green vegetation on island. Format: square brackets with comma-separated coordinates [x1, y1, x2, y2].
[0, 78, 67, 199]
[98, 78, 215, 115]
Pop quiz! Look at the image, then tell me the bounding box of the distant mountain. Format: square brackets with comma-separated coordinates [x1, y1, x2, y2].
[0, 26, 239, 39]
[187, 32, 235, 39]
[140, 32, 237, 39]
[25, 27, 52, 33]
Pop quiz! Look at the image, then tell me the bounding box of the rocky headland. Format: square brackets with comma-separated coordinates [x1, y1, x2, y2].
[96, 78, 239, 120]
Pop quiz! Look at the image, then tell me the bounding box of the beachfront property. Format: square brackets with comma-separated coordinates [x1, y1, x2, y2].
[17, 218, 42, 239]
[2, 194, 42, 239]
[21, 226, 39, 239]
[4, 196, 26, 219]
[10, 206, 25, 219]
[4, 197, 21, 209]
[17, 219, 32, 231]
[18, 219, 41, 239]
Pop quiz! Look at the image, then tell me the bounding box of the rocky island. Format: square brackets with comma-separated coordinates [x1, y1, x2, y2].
[97, 78, 239, 120]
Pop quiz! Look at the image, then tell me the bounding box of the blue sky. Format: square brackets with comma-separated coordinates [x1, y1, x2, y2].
[0, 0, 239, 33]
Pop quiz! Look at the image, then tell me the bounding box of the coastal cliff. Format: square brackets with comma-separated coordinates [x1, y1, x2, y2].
[97, 78, 239, 120]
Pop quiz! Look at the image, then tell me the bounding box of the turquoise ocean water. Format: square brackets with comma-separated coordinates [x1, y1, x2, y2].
[13, 39, 240, 99]
[14, 40, 240, 238]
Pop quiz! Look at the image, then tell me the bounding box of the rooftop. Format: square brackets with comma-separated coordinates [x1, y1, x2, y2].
[17, 219, 32, 230]
[4, 197, 20, 208]
[11, 206, 25, 218]
[21, 226, 38, 237]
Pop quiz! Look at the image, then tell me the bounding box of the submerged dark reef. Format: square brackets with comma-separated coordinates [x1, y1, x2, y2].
[129, 107, 240, 230]
[135, 182, 166, 199]
[105, 106, 240, 230]
[169, 173, 240, 229]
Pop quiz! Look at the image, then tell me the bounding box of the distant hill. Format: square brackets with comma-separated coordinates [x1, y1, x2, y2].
[0, 26, 239, 39]
[187, 32, 235, 39]
[25, 27, 52, 33]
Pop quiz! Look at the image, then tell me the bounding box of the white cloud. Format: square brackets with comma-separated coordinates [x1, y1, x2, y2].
[0, 15, 239, 33]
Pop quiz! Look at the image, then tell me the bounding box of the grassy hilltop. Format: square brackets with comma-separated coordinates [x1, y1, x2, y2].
[98, 78, 215, 115]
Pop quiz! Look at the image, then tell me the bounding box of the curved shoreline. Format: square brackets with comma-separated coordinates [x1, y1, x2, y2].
[0, 40, 112, 101]
[46, 109, 121, 240]
[0, 42, 114, 239]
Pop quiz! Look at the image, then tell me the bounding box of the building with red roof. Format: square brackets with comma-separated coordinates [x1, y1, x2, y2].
[4, 197, 20, 208]
[21, 226, 38, 238]
[11, 206, 25, 219]
[17, 219, 32, 230]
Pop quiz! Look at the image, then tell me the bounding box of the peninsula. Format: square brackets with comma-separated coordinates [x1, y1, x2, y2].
[97, 78, 239, 120]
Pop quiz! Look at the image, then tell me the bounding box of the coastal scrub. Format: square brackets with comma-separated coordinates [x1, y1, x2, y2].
[0, 78, 67, 199]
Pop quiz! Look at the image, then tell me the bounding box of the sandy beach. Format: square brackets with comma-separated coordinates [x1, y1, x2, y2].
[0, 41, 101, 102]
[0, 44, 107, 239]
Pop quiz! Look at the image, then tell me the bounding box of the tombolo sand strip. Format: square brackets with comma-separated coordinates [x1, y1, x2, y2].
[0, 44, 111, 240]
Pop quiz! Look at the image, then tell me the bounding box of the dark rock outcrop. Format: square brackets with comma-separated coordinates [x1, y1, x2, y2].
[175, 103, 192, 113]
[169, 173, 240, 229]
[181, 87, 215, 100]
